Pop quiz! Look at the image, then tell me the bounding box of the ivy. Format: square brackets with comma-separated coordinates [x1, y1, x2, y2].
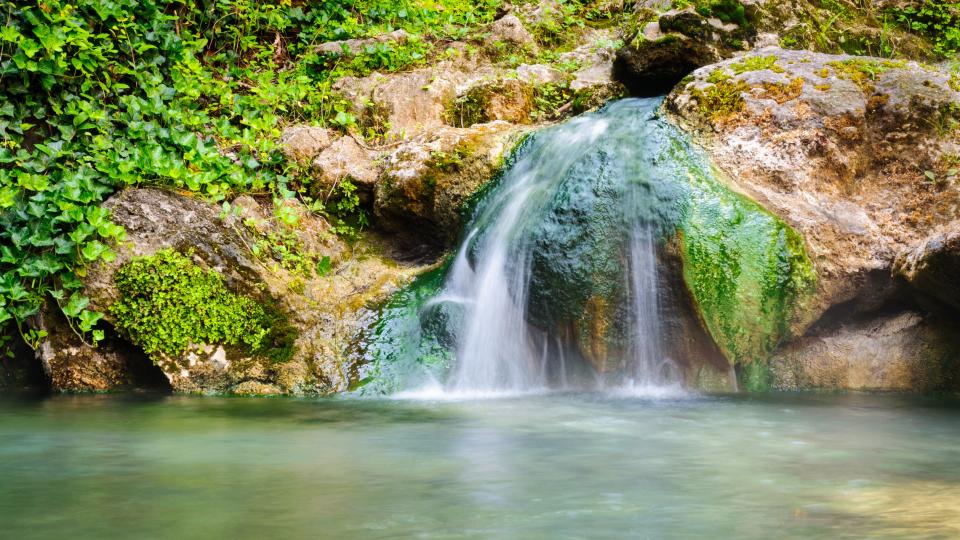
[0, 0, 505, 349]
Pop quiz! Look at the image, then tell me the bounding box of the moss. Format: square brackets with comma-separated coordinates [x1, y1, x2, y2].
[677, 164, 817, 368]
[758, 77, 805, 104]
[110, 249, 295, 363]
[690, 79, 749, 122]
[737, 360, 772, 392]
[827, 58, 907, 93]
[949, 72, 960, 92]
[728, 55, 785, 74]
[351, 260, 453, 395]
[706, 68, 732, 84]
[815, 83, 832, 91]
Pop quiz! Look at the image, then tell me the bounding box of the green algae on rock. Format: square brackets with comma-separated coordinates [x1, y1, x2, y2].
[353, 261, 453, 395]
[677, 164, 817, 367]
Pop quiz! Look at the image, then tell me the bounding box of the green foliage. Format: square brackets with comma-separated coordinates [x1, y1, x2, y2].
[890, 1, 960, 57]
[0, 0, 502, 345]
[110, 249, 293, 361]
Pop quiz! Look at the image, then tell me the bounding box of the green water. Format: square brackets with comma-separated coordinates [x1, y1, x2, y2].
[1, 393, 959, 539]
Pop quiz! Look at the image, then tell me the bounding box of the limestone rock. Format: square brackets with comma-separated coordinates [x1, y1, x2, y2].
[449, 79, 535, 127]
[516, 64, 563, 85]
[666, 48, 960, 332]
[32, 305, 167, 392]
[769, 311, 960, 392]
[486, 14, 537, 52]
[317, 30, 409, 57]
[614, 8, 747, 95]
[895, 222, 960, 311]
[376, 122, 529, 252]
[57, 187, 421, 395]
[312, 136, 379, 198]
[280, 126, 332, 162]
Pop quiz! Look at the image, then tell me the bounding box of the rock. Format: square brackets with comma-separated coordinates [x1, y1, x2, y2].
[369, 69, 459, 137]
[31, 305, 168, 392]
[666, 48, 960, 331]
[55, 187, 422, 395]
[665, 48, 960, 389]
[486, 14, 537, 52]
[316, 30, 409, 57]
[559, 31, 622, 92]
[615, 34, 720, 95]
[516, 64, 563, 85]
[376, 122, 529, 254]
[895, 222, 960, 311]
[769, 311, 960, 391]
[614, 8, 747, 96]
[280, 126, 332, 162]
[448, 79, 534, 127]
[312, 136, 379, 199]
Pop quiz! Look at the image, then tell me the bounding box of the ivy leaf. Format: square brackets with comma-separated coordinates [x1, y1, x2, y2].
[19, 38, 40, 58]
[62, 294, 89, 318]
[80, 240, 107, 261]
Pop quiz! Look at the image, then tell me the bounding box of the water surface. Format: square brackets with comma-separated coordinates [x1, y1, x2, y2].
[1, 392, 959, 539]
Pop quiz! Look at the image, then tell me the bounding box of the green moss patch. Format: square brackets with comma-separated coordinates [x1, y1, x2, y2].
[110, 249, 295, 363]
[691, 79, 749, 123]
[729, 55, 785, 74]
[827, 59, 907, 92]
[677, 164, 817, 367]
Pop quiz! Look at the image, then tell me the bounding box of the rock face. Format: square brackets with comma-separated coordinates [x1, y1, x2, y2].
[280, 126, 332, 163]
[769, 311, 960, 391]
[376, 121, 529, 252]
[39, 188, 424, 394]
[895, 222, 960, 311]
[615, 8, 749, 95]
[665, 47, 960, 390]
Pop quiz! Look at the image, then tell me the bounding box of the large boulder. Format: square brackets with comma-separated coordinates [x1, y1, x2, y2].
[38, 188, 424, 395]
[615, 7, 750, 95]
[665, 47, 960, 389]
[376, 121, 530, 255]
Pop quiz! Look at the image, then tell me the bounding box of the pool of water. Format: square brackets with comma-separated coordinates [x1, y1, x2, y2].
[1, 391, 959, 539]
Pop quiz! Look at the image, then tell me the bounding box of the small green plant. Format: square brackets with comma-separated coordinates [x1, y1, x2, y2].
[827, 59, 906, 92]
[691, 79, 749, 122]
[110, 249, 293, 361]
[890, 1, 960, 58]
[729, 55, 785, 75]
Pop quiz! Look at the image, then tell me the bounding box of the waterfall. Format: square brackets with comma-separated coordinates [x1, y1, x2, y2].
[423, 98, 682, 394]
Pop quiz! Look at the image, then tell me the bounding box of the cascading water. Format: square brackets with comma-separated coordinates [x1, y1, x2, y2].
[379, 98, 690, 395]
[359, 96, 816, 397]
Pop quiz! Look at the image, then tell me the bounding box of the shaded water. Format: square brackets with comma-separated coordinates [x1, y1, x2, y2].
[2, 393, 960, 539]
